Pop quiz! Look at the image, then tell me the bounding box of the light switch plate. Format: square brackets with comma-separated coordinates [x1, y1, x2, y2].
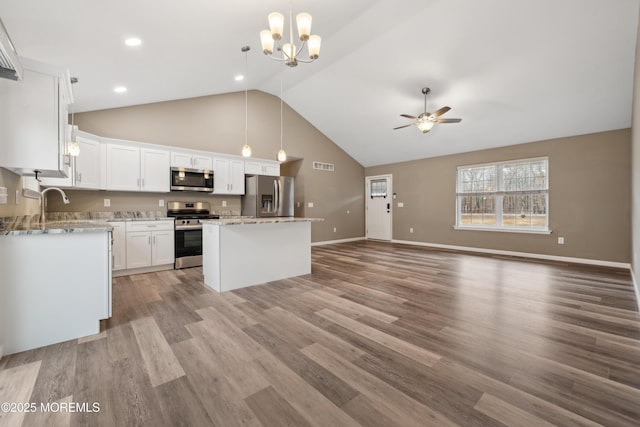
[397, 202, 404, 208]
[222, 200, 227, 207]
[104, 199, 111, 207]
[159, 199, 164, 207]
[308, 202, 314, 208]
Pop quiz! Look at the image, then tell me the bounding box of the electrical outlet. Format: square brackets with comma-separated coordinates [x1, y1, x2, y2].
[104, 198, 111, 207]
[159, 199, 164, 207]
[397, 202, 404, 208]
[308, 202, 314, 208]
[347, 210, 350, 214]
[15, 190, 19, 205]
[297, 201, 300, 208]
[410, 227, 414, 233]
[222, 200, 227, 207]
[558, 237, 565, 245]
[333, 227, 337, 233]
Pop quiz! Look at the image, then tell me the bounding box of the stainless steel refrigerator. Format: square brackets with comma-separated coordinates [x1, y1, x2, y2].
[241, 176, 294, 217]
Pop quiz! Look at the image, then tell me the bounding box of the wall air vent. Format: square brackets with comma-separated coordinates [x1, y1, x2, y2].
[0, 18, 22, 81]
[312, 161, 335, 172]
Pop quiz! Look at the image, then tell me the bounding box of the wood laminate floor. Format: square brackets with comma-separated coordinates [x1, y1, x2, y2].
[1, 240, 639, 426]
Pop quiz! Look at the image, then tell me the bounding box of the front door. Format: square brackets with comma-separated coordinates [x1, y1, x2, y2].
[365, 174, 392, 241]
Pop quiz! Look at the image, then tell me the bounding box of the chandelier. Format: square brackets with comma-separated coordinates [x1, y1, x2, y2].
[260, 0, 321, 67]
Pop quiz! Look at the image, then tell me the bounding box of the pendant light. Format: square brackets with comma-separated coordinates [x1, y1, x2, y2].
[277, 67, 287, 162]
[68, 106, 80, 157]
[241, 46, 252, 157]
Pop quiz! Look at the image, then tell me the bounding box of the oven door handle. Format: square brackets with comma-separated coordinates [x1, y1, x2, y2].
[175, 225, 204, 231]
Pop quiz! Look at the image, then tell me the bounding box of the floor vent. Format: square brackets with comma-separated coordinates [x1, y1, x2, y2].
[313, 161, 335, 172]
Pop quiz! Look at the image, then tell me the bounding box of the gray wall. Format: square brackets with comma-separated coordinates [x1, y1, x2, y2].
[0, 169, 39, 217]
[366, 129, 631, 263]
[72, 90, 365, 242]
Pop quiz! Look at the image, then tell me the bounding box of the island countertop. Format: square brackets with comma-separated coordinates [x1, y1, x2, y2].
[1, 220, 113, 236]
[201, 217, 323, 226]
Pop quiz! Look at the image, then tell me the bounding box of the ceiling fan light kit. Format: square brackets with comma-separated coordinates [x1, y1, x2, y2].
[260, 0, 321, 67]
[394, 87, 462, 133]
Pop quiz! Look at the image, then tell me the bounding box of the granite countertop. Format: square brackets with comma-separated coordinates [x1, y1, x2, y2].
[1, 220, 113, 236]
[106, 217, 173, 222]
[201, 217, 324, 226]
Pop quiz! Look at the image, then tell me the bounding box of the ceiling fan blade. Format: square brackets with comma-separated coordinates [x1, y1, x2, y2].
[436, 118, 462, 123]
[393, 123, 415, 130]
[430, 106, 451, 119]
[400, 114, 419, 120]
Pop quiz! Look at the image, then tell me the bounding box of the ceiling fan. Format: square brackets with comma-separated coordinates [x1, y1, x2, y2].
[393, 87, 462, 133]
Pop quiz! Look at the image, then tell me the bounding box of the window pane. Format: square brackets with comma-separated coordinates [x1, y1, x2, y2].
[502, 194, 547, 228]
[502, 160, 548, 192]
[370, 179, 387, 198]
[459, 195, 496, 225]
[457, 165, 496, 193]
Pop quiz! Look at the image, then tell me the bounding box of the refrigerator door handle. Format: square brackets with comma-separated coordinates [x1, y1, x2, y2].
[274, 179, 280, 214]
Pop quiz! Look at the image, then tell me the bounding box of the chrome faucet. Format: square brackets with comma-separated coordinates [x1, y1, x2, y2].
[40, 187, 70, 225]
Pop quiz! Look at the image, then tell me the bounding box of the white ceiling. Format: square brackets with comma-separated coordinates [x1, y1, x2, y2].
[2, 0, 638, 166]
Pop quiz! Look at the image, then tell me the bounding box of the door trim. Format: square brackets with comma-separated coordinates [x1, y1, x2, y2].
[365, 174, 393, 241]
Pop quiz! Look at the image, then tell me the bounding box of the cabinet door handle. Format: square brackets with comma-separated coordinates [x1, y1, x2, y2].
[78, 172, 82, 182]
[153, 235, 156, 244]
[142, 178, 145, 188]
[137, 178, 140, 188]
[148, 236, 151, 245]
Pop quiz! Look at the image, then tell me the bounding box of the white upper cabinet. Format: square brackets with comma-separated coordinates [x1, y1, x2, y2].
[74, 132, 102, 189]
[244, 159, 280, 176]
[105, 141, 170, 192]
[170, 150, 213, 170]
[0, 58, 73, 178]
[213, 155, 245, 195]
[40, 129, 102, 189]
[141, 148, 170, 192]
[106, 143, 141, 191]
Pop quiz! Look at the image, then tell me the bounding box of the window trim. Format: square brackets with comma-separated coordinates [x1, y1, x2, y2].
[455, 156, 550, 233]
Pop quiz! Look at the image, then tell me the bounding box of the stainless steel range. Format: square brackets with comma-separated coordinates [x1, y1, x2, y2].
[167, 201, 219, 269]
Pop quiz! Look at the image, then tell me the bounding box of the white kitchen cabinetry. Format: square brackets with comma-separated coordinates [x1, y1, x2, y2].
[213, 155, 245, 195]
[74, 133, 102, 189]
[171, 150, 213, 170]
[0, 58, 73, 178]
[125, 220, 174, 270]
[110, 221, 126, 271]
[106, 143, 140, 191]
[40, 130, 103, 189]
[244, 159, 280, 176]
[105, 142, 170, 192]
[141, 148, 170, 192]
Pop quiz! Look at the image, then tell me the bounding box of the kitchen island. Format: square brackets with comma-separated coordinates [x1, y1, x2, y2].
[0, 221, 112, 355]
[201, 217, 322, 293]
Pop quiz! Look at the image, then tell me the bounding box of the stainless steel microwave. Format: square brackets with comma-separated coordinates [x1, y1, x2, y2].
[170, 167, 214, 192]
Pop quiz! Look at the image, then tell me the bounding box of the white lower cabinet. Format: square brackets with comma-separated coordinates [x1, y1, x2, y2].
[110, 221, 126, 271]
[125, 220, 174, 270]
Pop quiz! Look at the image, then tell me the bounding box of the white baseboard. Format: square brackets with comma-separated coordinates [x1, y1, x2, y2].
[312, 237, 366, 246]
[391, 239, 631, 270]
[632, 268, 640, 312]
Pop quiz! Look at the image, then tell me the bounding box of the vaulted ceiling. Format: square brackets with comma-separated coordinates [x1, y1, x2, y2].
[2, 0, 638, 166]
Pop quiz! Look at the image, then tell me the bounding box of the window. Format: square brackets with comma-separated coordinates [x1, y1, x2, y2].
[456, 157, 549, 232]
[370, 179, 387, 198]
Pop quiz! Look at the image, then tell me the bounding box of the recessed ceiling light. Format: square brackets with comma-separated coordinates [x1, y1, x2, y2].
[114, 86, 127, 93]
[125, 37, 142, 47]
[235, 75, 244, 82]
